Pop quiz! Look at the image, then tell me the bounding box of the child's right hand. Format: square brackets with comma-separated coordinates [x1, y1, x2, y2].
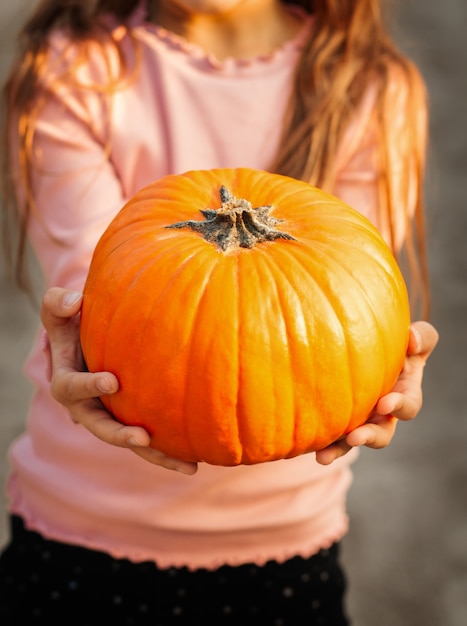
[40, 287, 198, 475]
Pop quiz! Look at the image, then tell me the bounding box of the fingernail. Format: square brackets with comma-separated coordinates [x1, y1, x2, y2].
[63, 291, 82, 307]
[128, 436, 145, 447]
[97, 376, 114, 393]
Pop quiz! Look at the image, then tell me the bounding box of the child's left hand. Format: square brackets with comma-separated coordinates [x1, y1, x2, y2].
[315, 320, 439, 465]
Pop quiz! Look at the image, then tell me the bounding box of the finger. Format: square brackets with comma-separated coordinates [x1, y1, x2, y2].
[40, 287, 83, 329]
[315, 439, 352, 465]
[41, 289, 84, 369]
[71, 400, 198, 474]
[376, 391, 420, 422]
[72, 399, 151, 448]
[50, 369, 119, 405]
[130, 447, 198, 475]
[346, 416, 397, 449]
[408, 321, 439, 357]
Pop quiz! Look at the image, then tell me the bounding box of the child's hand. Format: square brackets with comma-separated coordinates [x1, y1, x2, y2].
[40, 287, 198, 475]
[315, 320, 439, 465]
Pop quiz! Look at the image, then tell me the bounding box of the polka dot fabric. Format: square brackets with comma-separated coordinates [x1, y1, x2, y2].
[0, 516, 350, 625]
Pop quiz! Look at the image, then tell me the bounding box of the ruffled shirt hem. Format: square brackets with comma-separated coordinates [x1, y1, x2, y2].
[9, 478, 350, 571]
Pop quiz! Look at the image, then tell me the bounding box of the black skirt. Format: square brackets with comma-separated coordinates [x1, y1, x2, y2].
[0, 515, 350, 626]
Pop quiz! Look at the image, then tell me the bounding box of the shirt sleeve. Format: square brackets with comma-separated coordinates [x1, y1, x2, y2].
[15, 37, 130, 292]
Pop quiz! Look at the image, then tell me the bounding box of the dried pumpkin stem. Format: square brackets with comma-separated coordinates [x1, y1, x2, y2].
[166, 185, 295, 252]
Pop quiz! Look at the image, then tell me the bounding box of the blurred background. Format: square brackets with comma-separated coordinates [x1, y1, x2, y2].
[0, 1, 466, 625]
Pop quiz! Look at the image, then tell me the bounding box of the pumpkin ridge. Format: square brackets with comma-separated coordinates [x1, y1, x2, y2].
[233, 251, 244, 464]
[282, 238, 405, 426]
[81, 240, 165, 378]
[300, 218, 385, 247]
[267, 242, 357, 443]
[279, 204, 379, 241]
[348, 256, 409, 392]
[178, 251, 241, 464]
[95, 248, 171, 418]
[143, 246, 220, 459]
[235, 252, 269, 463]
[101, 239, 209, 424]
[291, 242, 361, 424]
[300, 233, 409, 391]
[241, 251, 283, 461]
[255, 247, 300, 458]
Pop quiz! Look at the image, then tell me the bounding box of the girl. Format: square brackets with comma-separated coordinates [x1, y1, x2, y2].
[0, 1, 438, 624]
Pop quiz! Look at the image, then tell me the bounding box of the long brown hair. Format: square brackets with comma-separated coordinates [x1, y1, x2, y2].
[1, 0, 429, 317]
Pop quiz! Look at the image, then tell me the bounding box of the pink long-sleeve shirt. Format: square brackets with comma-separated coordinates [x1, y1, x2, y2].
[6, 9, 418, 570]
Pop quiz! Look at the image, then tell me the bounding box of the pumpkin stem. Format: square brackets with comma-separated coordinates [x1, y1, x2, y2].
[166, 185, 295, 252]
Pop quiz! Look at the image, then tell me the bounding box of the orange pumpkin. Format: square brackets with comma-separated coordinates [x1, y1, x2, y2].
[80, 167, 410, 466]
